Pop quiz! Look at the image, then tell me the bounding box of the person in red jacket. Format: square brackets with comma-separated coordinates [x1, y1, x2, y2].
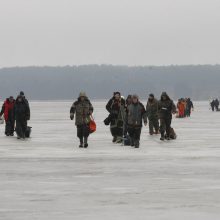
[0, 96, 15, 136]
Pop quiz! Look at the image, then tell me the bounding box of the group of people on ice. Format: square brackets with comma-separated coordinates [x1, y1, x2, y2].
[105, 92, 177, 148]
[0, 91, 181, 148]
[69, 91, 178, 149]
[176, 98, 194, 118]
[210, 99, 219, 112]
[0, 92, 30, 139]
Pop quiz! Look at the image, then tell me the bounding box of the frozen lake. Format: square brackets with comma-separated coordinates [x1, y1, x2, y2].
[0, 101, 220, 220]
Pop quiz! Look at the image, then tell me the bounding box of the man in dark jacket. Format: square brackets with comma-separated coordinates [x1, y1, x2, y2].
[19, 91, 30, 127]
[106, 92, 126, 143]
[20, 91, 29, 107]
[215, 99, 219, 111]
[210, 100, 215, 111]
[185, 98, 194, 117]
[124, 94, 132, 137]
[0, 96, 15, 136]
[14, 95, 30, 139]
[126, 94, 147, 148]
[70, 92, 94, 148]
[158, 92, 176, 141]
[146, 94, 159, 135]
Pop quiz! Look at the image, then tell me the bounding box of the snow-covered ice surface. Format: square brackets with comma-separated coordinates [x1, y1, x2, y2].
[0, 101, 220, 220]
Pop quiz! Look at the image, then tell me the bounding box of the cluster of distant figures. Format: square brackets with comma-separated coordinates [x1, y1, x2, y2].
[0, 91, 195, 148]
[210, 99, 220, 112]
[176, 98, 194, 118]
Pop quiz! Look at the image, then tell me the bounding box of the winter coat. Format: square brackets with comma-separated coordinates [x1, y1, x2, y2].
[127, 102, 147, 128]
[0, 99, 15, 121]
[14, 99, 30, 121]
[106, 97, 126, 114]
[106, 97, 126, 127]
[186, 99, 194, 110]
[158, 96, 176, 119]
[146, 98, 159, 120]
[177, 101, 185, 117]
[70, 98, 93, 126]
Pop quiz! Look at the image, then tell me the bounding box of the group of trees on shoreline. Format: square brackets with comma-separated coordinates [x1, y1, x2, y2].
[0, 65, 219, 100]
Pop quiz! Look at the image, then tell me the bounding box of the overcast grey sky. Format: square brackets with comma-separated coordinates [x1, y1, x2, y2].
[0, 0, 219, 67]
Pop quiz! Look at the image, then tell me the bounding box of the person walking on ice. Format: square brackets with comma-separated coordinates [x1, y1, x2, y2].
[106, 92, 126, 144]
[158, 92, 176, 141]
[14, 95, 30, 139]
[146, 94, 159, 135]
[126, 94, 147, 148]
[0, 96, 15, 136]
[70, 92, 94, 148]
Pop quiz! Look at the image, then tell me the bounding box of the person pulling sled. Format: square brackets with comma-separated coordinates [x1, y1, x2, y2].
[158, 92, 176, 141]
[14, 95, 30, 139]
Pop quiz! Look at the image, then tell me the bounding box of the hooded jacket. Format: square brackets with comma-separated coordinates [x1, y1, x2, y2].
[146, 98, 159, 119]
[70, 97, 93, 126]
[0, 98, 15, 121]
[127, 101, 147, 127]
[14, 97, 30, 121]
[158, 93, 176, 119]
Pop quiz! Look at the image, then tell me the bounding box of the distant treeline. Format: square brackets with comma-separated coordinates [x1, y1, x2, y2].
[0, 65, 219, 100]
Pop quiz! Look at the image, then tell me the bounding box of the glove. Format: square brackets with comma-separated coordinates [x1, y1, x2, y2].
[70, 113, 74, 120]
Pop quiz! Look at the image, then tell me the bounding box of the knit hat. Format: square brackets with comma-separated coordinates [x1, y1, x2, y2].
[132, 94, 139, 99]
[114, 92, 121, 96]
[127, 95, 132, 99]
[79, 92, 87, 98]
[161, 92, 167, 97]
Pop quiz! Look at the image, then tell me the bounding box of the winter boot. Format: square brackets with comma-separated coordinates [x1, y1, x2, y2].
[130, 138, 134, 147]
[160, 132, 165, 141]
[112, 136, 117, 143]
[84, 137, 88, 148]
[134, 139, 140, 148]
[160, 136, 165, 141]
[79, 138, 83, 148]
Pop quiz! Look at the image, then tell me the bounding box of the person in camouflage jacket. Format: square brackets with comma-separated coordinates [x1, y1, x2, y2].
[70, 92, 93, 148]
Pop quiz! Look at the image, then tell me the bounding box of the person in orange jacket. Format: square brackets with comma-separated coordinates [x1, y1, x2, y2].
[177, 99, 185, 118]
